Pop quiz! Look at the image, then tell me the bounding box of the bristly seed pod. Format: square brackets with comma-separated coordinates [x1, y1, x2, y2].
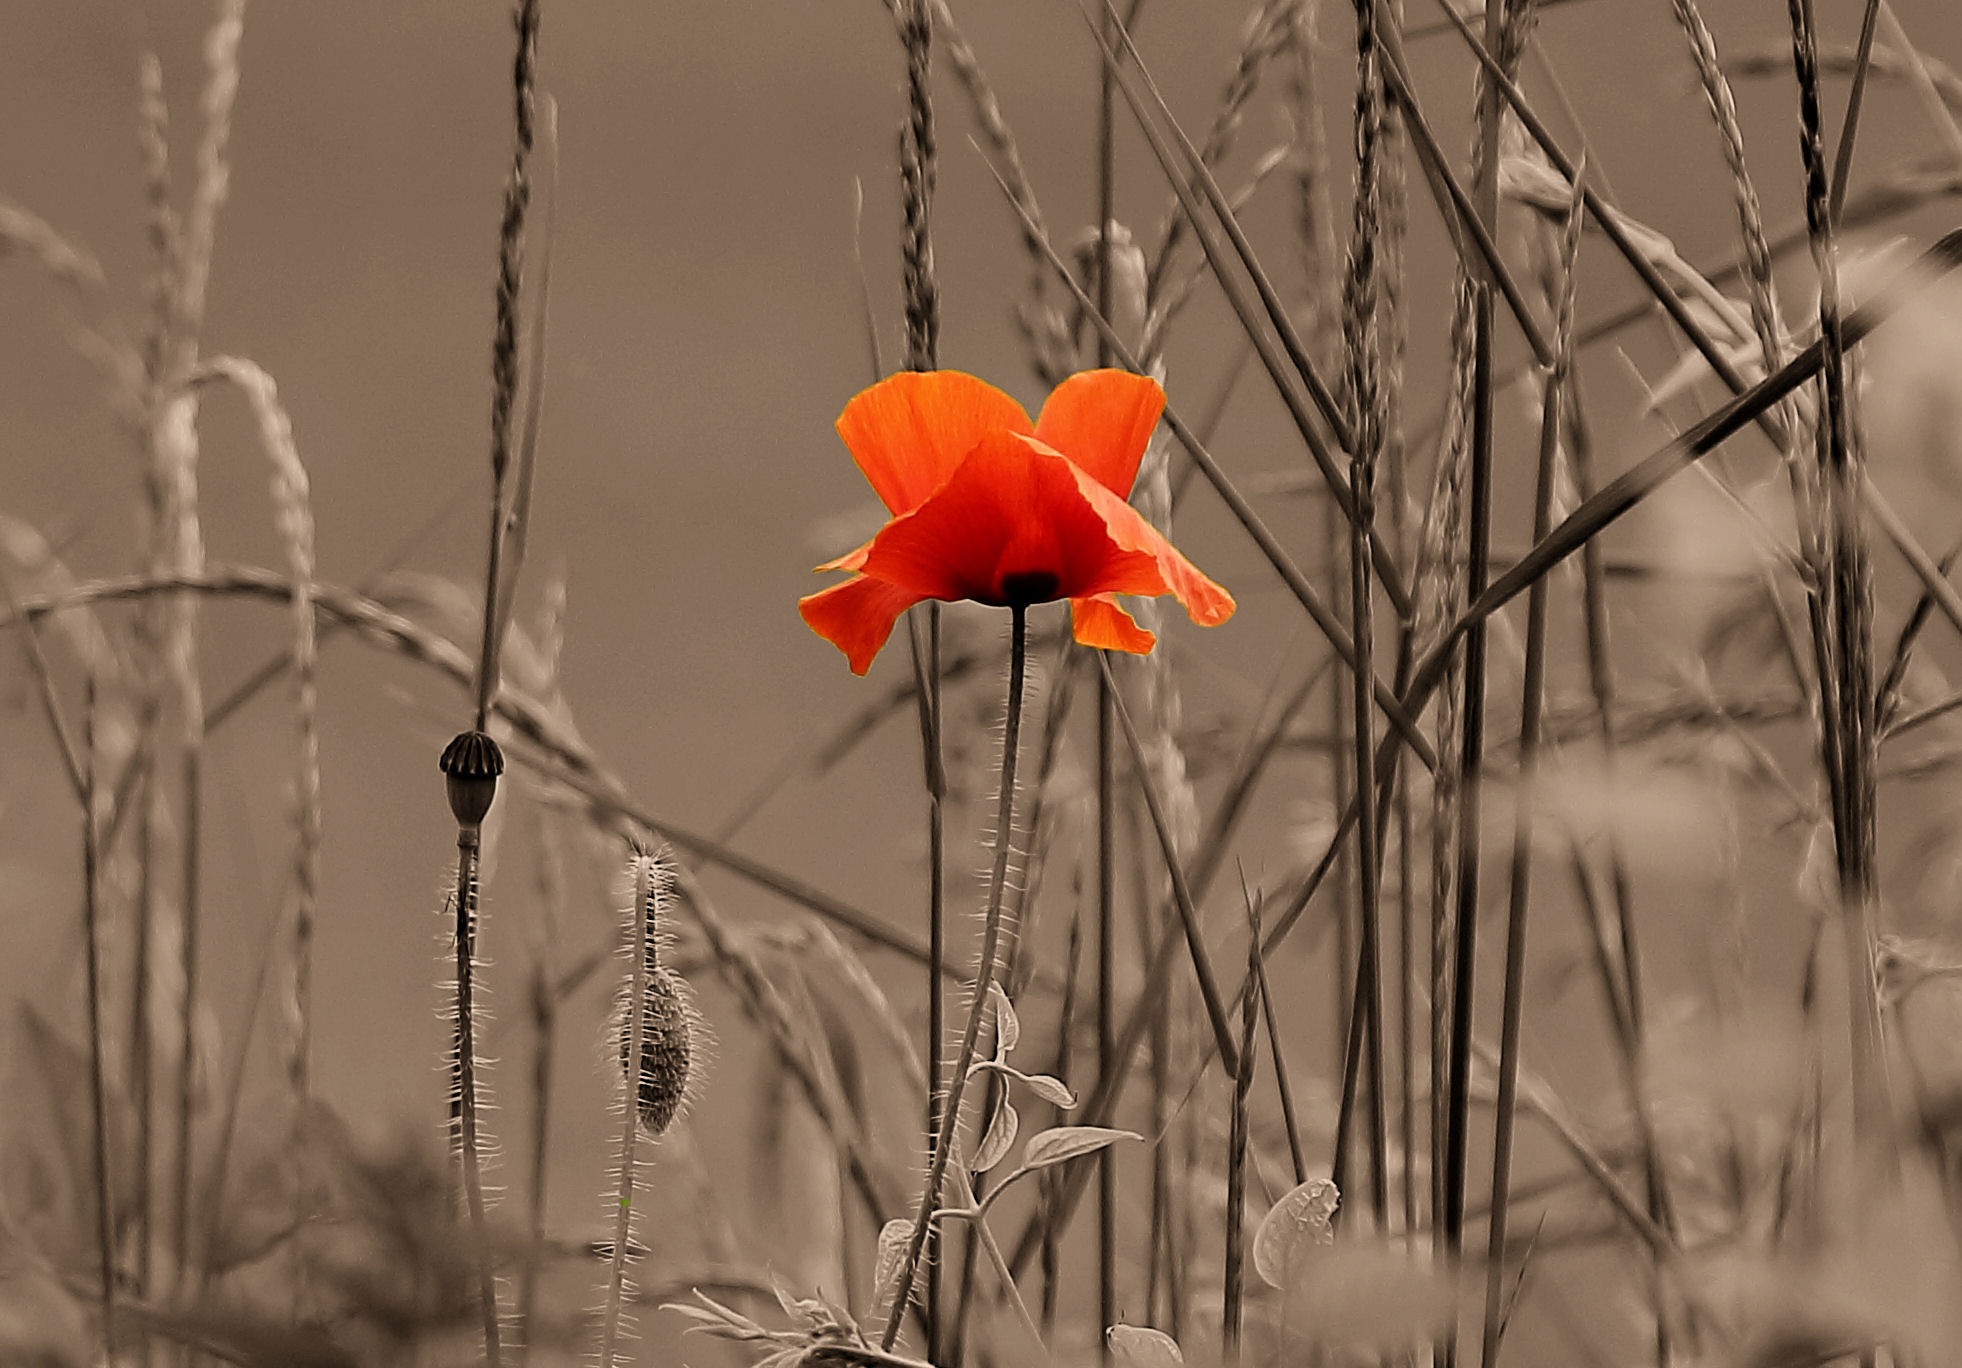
[620, 966, 693, 1136]
[439, 730, 504, 829]
[617, 849, 698, 1136]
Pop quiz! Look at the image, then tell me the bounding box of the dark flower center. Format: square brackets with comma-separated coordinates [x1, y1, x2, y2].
[997, 570, 1062, 605]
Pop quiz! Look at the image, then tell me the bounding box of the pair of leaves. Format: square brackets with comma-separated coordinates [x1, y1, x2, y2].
[873, 1126, 1142, 1312]
[969, 983, 1079, 1174]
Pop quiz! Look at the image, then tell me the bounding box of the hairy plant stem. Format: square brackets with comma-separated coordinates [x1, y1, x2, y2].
[598, 854, 653, 1368]
[879, 605, 1029, 1353]
[452, 831, 502, 1368]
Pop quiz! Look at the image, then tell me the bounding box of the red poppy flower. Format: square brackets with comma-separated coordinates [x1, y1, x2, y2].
[800, 369, 1235, 674]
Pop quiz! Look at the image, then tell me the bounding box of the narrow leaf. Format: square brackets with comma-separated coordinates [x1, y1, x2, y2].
[1020, 1125, 1140, 1173]
[1017, 1072, 1078, 1110]
[990, 980, 1021, 1056]
[973, 1096, 1020, 1174]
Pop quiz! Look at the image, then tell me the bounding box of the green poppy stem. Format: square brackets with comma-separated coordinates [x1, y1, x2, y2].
[880, 603, 1029, 1352]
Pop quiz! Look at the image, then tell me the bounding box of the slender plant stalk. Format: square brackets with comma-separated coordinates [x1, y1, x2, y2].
[1342, 0, 1391, 1228]
[599, 853, 654, 1368]
[911, 608, 948, 1362]
[1095, 666, 1118, 1355]
[451, 834, 502, 1366]
[1091, 9, 1131, 1353]
[1222, 897, 1260, 1365]
[891, 0, 945, 1351]
[516, 958, 553, 1367]
[144, 3, 241, 1311]
[1789, 0, 1891, 1170]
[1528, 172, 1678, 1356]
[1146, 899, 1172, 1328]
[1443, 64, 1497, 1318]
[1481, 171, 1581, 1368]
[515, 808, 566, 1368]
[475, 0, 539, 733]
[1827, 0, 1883, 221]
[1039, 912, 1083, 1332]
[879, 604, 1031, 1352]
[1243, 868, 1307, 1189]
[80, 676, 118, 1356]
[2, 564, 946, 974]
[1100, 659, 1240, 1074]
[977, 148, 1438, 768]
[1086, 0, 1421, 617]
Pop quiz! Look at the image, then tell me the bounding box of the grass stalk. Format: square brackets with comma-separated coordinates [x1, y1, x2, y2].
[514, 806, 567, 1368]
[81, 674, 118, 1357]
[1342, 0, 1390, 1229]
[1083, 0, 1421, 617]
[1827, 1, 1884, 221]
[1221, 896, 1260, 1364]
[3, 565, 950, 975]
[1093, 7, 1125, 1352]
[1480, 167, 1581, 1368]
[1251, 874, 1307, 1187]
[1099, 657, 1240, 1073]
[474, 0, 539, 734]
[1095, 668, 1117, 1355]
[1789, 0, 1891, 1170]
[891, 0, 945, 1350]
[675, 866, 905, 1245]
[975, 156, 1438, 770]
[1039, 912, 1083, 1333]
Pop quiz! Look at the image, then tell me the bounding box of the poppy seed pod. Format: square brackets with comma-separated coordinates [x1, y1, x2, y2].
[439, 730, 504, 828]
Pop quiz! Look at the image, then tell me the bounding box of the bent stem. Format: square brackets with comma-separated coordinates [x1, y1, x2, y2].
[879, 604, 1030, 1353]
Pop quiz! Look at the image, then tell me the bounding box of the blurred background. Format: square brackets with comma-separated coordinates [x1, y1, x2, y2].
[5, 0, 1962, 1357]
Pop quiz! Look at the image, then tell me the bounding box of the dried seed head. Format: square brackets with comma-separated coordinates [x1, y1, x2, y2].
[439, 729, 504, 828]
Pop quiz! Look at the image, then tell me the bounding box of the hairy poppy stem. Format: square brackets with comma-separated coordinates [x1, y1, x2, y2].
[451, 832, 502, 1368]
[880, 604, 1029, 1353]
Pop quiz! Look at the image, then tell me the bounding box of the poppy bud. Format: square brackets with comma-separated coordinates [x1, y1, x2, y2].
[620, 967, 695, 1136]
[616, 849, 701, 1136]
[440, 730, 504, 829]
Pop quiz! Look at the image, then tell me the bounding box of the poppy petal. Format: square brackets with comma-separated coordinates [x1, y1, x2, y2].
[1068, 466, 1236, 628]
[799, 574, 928, 675]
[836, 371, 1034, 515]
[815, 537, 873, 575]
[859, 431, 1167, 605]
[1071, 594, 1157, 654]
[1033, 369, 1165, 498]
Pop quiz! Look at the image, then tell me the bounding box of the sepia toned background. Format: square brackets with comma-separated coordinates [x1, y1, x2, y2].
[6, 0, 1962, 1358]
